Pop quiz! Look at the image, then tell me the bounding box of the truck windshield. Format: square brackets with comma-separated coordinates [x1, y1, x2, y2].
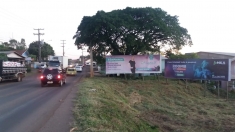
[48, 61, 60, 67]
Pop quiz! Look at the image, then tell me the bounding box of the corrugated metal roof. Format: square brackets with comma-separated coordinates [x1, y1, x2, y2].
[197, 51, 235, 57]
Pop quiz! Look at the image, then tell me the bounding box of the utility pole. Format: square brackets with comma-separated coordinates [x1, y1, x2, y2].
[61, 40, 66, 56]
[81, 46, 85, 65]
[34, 28, 44, 63]
[89, 43, 94, 77]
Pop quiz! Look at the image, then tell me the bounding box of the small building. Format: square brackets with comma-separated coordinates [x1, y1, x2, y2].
[14, 49, 32, 64]
[161, 55, 167, 73]
[85, 59, 97, 66]
[0, 51, 25, 64]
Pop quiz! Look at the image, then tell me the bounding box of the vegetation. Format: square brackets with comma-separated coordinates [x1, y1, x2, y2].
[28, 41, 55, 61]
[73, 7, 192, 59]
[165, 50, 199, 59]
[1, 38, 27, 50]
[0, 53, 8, 60]
[29, 54, 36, 61]
[0, 45, 14, 51]
[73, 76, 235, 132]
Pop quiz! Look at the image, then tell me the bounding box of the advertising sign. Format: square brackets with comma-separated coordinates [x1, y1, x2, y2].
[230, 59, 235, 80]
[106, 55, 161, 74]
[165, 59, 230, 81]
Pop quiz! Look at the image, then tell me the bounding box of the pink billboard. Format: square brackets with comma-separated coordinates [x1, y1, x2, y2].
[106, 55, 161, 74]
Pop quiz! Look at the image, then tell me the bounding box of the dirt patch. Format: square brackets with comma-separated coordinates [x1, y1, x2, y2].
[129, 92, 142, 105]
[140, 111, 181, 132]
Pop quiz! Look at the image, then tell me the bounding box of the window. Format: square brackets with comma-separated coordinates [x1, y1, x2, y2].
[43, 69, 59, 74]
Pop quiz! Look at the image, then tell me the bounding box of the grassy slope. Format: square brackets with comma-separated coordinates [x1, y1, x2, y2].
[73, 76, 235, 132]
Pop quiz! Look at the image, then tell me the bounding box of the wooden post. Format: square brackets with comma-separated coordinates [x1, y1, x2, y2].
[166, 78, 168, 84]
[204, 80, 207, 97]
[178, 79, 180, 84]
[185, 79, 187, 88]
[157, 74, 159, 81]
[90, 47, 94, 78]
[124, 74, 127, 80]
[217, 81, 220, 98]
[226, 81, 228, 101]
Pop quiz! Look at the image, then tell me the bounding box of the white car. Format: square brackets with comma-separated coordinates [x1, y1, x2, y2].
[75, 65, 83, 72]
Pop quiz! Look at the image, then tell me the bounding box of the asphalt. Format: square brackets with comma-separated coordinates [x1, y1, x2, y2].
[0, 68, 86, 132]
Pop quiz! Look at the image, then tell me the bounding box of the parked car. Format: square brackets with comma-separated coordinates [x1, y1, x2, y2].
[75, 65, 83, 72]
[40, 68, 66, 87]
[66, 68, 77, 76]
[40, 64, 47, 68]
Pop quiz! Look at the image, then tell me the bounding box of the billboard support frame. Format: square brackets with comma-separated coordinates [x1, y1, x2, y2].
[226, 82, 229, 101]
[217, 81, 220, 98]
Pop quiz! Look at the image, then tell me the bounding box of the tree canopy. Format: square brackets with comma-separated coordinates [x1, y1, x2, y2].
[73, 7, 192, 57]
[0, 53, 8, 61]
[28, 41, 55, 61]
[0, 45, 14, 51]
[165, 50, 199, 59]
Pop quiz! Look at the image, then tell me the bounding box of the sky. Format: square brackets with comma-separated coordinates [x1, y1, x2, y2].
[0, 0, 235, 59]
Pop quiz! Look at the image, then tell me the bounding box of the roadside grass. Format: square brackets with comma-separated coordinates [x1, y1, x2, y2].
[73, 76, 235, 132]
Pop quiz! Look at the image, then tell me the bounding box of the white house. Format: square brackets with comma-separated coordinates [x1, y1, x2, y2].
[161, 55, 167, 72]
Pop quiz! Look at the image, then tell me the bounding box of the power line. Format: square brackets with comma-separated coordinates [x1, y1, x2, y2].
[34, 29, 44, 63]
[61, 40, 66, 56]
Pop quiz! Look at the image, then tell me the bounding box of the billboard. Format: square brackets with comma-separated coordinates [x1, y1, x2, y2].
[230, 59, 235, 80]
[106, 55, 161, 74]
[164, 59, 231, 81]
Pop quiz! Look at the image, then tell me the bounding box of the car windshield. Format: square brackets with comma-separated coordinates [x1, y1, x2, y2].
[43, 69, 59, 74]
[48, 61, 60, 67]
[67, 69, 75, 71]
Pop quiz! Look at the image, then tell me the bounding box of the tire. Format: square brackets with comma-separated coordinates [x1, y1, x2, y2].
[59, 80, 63, 87]
[17, 75, 22, 82]
[63, 79, 66, 84]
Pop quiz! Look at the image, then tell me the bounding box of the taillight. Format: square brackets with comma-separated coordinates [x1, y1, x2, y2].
[58, 75, 61, 79]
[40, 76, 44, 79]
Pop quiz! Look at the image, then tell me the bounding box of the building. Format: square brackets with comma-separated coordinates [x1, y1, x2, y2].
[13, 49, 32, 64]
[0, 51, 25, 64]
[161, 55, 167, 73]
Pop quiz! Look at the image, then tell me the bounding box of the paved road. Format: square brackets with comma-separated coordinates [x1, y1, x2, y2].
[0, 69, 86, 132]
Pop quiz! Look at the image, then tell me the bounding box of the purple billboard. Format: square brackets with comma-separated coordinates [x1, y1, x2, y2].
[165, 59, 231, 81]
[106, 55, 161, 74]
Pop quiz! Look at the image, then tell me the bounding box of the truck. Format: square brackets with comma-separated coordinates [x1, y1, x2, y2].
[47, 56, 68, 71]
[0, 60, 27, 82]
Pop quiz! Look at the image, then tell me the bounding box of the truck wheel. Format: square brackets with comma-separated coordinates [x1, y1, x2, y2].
[63, 79, 66, 84]
[17, 75, 22, 82]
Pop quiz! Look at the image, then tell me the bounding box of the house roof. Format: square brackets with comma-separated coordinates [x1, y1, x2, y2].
[13, 50, 27, 55]
[0, 51, 25, 58]
[197, 51, 235, 57]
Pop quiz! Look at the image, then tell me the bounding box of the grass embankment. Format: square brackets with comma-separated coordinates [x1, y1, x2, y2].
[73, 76, 235, 132]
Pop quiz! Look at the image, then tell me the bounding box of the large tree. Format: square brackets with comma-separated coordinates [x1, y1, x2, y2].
[28, 41, 55, 61]
[0, 45, 14, 51]
[73, 7, 192, 57]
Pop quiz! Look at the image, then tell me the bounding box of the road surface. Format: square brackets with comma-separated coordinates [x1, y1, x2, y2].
[0, 70, 86, 132]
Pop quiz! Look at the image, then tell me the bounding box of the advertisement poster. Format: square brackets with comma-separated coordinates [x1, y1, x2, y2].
[165, 59, 230, 81]
[106, 55, 161, 74]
